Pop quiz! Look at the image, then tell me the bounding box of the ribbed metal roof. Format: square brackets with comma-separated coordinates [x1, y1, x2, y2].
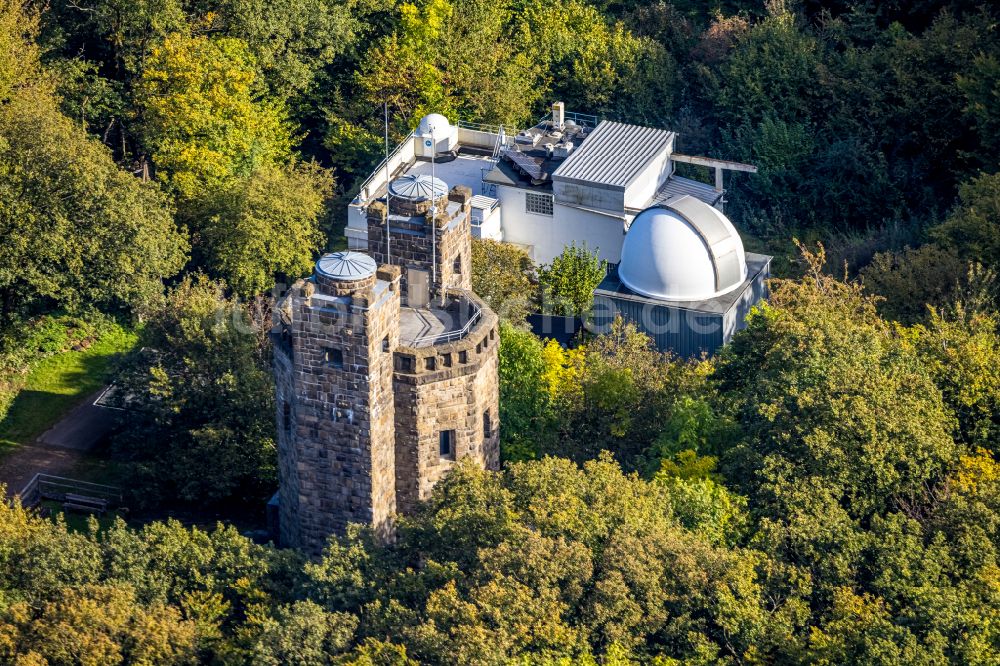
[469, 195, 499, 210]
[388, 174, 448, 201]
[653, 175, 723, 207]
[315, 251, 377, 281]
[553, 121, 674, 188]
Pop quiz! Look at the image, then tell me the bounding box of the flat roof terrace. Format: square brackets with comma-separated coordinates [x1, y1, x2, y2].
[402, 152, 494, 196]
[398, 292, 483, 348]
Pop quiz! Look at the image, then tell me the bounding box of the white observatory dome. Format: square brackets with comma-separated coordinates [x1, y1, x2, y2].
[418, 113, 451, 138]
[618, 196, 748, 301]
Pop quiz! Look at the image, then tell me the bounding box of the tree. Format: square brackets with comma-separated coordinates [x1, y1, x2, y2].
[518, 0, 677, 126]
[137, 32, 331, 294]
[717, 244, 957, 524]
[209, 0, 359, 100]
[470, 239, 536, 323]
[137, 33, 292, 201]
[383, 455, 797, 663]
[0, 0, 187, 324]
[959, 54, 1000, 172]
[251, 601, 358, 665]
[931, 171, 1000, 271]
[111, 275, 276, 506]
[908, 308, 1000, 455]
[860, 245, 977, 324]
[538, 242, 606, 317]
[200, 162, 331, 296]
[497, 321, 554, 461]
[0, 584, 199, 665]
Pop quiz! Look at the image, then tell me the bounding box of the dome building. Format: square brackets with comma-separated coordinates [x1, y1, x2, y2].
[592, 195, 771, 356]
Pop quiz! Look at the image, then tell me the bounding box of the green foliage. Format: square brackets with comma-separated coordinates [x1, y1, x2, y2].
[4, 0, 1000, 662]
[136, 31, 332, 294]
[200, 162, 331, 296]
[864, 171, 1000, 324]
[137, 33, 293, 199]
[959, 54, 1000, 172]
[251, 600, 358, 665]
[0, 86, 188, 321]
[861, 245, 974, 324]
[385, 456, 791, 663]
[471, 239, 536, 323]
[0, 318, 136, 446]
[538, 243, 606, 317]
[498, 316, 729, 476]
[111, 275, 276, 506]
[718, 245, 957, 522]
[0, 1, 187, 324]
[518, 0, 678, 126]
[908, 308, 1000, 455]
[497, 320, 552, 461]
[932, 171, 1000, 270]
[208, 0, 359, 100]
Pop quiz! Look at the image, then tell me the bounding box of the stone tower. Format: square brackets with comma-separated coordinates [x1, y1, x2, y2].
[274, 173, 499, 554]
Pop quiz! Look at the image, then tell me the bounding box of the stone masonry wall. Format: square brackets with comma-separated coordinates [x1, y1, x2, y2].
[391, 300, 500, 513]
[368, 185, 473, 303]
[275, 270, 401, 554]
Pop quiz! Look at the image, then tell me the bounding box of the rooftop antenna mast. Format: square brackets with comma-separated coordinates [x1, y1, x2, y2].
[430, 121, 438, 302]
[383, 100, 391, 263]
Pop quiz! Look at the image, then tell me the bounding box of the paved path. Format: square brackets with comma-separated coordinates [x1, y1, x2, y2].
[38, 388, 117, 451]
[0, 388, 115, 497]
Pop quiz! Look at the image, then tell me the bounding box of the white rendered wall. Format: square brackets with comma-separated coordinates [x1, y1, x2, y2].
[456, 126, 505, 150]
[497, 185, 627, 264]
[346, 133, 417, 249]
[623, 137, 673, 209]
[472, 205, 503, 240]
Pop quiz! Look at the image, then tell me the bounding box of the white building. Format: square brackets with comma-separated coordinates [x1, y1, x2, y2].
[347, 102, 756, 266]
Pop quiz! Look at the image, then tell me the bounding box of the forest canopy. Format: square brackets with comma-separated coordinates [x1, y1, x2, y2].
[2, 0, 1000, 662]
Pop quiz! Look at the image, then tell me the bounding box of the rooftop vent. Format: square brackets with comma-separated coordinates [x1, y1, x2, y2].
[552, 101, 565, 130]
[553, 141, 575, 159]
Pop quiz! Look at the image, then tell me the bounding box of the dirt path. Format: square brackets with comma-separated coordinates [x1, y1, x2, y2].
[0, 388, 115, 498]
[0, 445, 87, 496]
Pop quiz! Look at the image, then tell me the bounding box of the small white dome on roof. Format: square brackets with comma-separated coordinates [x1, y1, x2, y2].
[619, 196, 747, 301]
[316, 251, 377, 281]
[418, 113, 451, 138]
[388, 173, 448, 201]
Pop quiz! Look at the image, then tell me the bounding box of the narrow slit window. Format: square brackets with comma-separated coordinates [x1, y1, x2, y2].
[325, 348, 344, 369]
[439, 430, 456, 458]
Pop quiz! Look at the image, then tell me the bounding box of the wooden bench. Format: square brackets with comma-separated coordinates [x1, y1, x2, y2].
[62, 493, 109, 514]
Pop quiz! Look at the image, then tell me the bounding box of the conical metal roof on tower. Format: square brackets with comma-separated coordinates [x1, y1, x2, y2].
[388, 174, 448, 201]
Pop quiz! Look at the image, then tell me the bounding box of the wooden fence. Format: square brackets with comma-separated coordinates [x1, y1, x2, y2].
[17, 473, 123, 510]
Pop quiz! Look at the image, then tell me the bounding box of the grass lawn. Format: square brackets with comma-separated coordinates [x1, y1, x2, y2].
[0, 326, 138, 449]
[41, 500, 124, 534]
